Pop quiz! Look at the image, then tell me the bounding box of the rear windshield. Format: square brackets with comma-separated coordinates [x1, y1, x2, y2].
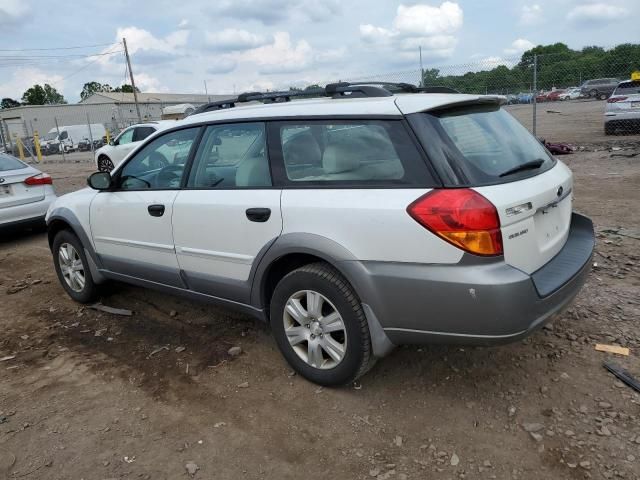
[614, 80, 640, 95]
[0, 153, 27, 171]
[409, 104, 555, 186]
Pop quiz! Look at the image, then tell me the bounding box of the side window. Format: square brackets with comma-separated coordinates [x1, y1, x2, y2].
[187, 123, 270, 188]
[116, 128, 134, 146]
[277, 121, 428, 184]
[59, 131, 68, 140]
[133, 126, 156, 142]
[117, 127, 199, 191]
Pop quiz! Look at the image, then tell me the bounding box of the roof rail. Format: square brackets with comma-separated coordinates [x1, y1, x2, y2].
[187, 82, 460, 116]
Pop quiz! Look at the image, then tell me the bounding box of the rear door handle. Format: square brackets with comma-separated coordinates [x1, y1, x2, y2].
[148, 204, 165, 217]
[246, 208, 271, 222]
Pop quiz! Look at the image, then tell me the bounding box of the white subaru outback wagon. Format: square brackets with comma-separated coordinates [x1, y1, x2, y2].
[46, 83, 594, 386]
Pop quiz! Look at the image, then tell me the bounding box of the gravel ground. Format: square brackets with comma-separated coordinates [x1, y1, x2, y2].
[0, 145, 639, 480]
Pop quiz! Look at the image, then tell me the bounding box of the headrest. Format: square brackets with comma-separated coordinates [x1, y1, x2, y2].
[322, 144, 361, 174]
[283, 132, 321, 167]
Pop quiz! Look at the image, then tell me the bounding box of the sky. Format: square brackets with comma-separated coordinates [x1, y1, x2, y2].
[0, 0, 637, 102]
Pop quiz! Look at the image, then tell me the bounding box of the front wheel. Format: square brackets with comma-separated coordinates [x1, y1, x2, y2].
[52, 230, 100, 303]
[270, 263, 374, 386]
[97, 155, 114, 172]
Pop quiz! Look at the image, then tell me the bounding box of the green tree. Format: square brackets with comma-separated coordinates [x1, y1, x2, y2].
[21, 84, 66, 105]
[1, 98, 20, 109]
[80, 81, 113, 100]
[113, 84, 140, 93]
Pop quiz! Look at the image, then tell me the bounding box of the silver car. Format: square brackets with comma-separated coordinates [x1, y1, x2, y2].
[0, 153, 57, 230]
[605, 80, 640, 135]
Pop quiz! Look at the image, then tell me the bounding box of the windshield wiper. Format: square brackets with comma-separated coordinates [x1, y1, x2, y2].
[499, 159, 545, 178]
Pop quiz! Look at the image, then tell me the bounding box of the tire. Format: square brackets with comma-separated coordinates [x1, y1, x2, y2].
[598, 92, 608, 101]
[97, 155, 114, 172]
[269, 262, 373, 386]
[589, 89, 598, 98]
[52, 230, 100, 303]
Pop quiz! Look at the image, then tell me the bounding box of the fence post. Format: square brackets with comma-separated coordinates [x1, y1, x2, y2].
[13, 133, 25, 160]
[0, 121, 7, 153]
[86, 112, 94, 158]
[532, 54, 538, 138]
[54, 117, 66, 163]
[33, 131, 43, 163]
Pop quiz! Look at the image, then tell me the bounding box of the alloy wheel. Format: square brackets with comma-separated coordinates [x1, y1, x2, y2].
[58, 243, 85, 292]
[283, 290, 347, 369]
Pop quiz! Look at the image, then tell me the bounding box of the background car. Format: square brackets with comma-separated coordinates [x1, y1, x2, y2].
[604, 79, 640, 135]
[580, 78, 620, 100]
[516, 92, 533, 104]
[94, 120, 177, 172]
[535, 91, 549, 102]
[546, 89, 566, 101]
[559, 87, 582, 100]
[0, 152, 56, 230]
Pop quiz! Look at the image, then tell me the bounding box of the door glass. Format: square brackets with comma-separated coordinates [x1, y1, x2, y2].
[133, 126, 157, 142]
[116, 128, 134, 145]
[117, 128, 199, 190]
[187, 123, 270, 188]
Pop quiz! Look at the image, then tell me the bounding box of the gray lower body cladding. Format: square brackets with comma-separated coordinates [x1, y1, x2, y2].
[342, 213, 594, 346]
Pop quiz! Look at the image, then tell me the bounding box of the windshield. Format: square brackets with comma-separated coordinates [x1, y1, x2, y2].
[0, 153, 27, 171]
[409, 104, 555, 186]
[43, 132, 57, 141]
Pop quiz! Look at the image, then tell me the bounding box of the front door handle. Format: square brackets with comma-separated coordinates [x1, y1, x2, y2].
[148, 204, 165, 217]
[246, 207, 271, 222]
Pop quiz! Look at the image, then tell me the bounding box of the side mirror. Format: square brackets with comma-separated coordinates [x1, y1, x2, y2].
[88, 172, 112, 190]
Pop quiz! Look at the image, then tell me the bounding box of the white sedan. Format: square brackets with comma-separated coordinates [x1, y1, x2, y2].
[0, 153, 56, 230]
[559, 87, 582, 100]
[94, 120, 177, 172]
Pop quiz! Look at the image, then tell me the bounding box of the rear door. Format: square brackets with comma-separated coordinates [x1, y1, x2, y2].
[172, 122, 281, 302]
[0, 154, 44, 209]
[406, 103, 572, 274]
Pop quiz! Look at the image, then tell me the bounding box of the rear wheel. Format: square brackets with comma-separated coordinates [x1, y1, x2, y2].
[97, 155, 114, 172]
[270, 263, 373, 386]
[598, 92, 608, 101]
[52, 230, 99, 303]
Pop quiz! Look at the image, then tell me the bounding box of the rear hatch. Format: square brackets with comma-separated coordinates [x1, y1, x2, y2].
[0, 154, 45, 209]
[404, 99, 572, 274]
[606, 80, 640, 114]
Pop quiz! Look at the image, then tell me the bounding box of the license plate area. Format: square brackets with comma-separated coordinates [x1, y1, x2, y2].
[631, 101, 640, 108]
[534, 196, 571, 251]
[0, 185, 12, 197]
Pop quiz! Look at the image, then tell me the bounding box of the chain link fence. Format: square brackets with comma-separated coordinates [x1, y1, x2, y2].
[2, 45, 638, 165]
[0, 100, 206, 164]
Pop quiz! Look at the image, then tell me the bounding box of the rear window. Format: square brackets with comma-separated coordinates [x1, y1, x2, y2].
[0, 153, 27, 171]
[614, 80, 640, 95]
[272, 120, 436, 187]
[409, 105, 555, 186]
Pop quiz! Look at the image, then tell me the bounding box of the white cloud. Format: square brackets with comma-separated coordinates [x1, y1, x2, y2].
[567, 3, 627, 24]
[0, 67, 64, 100]
[133, 72, 169, 93]
[359, 2, 463, 61]
[178, 19, 191, 29]
[205, 29, 269, 51]
[211, 0, 340, 25]
[206, 57, 238, 75]
[0, 0, 27, 26]
[393, 2, 463, 36]
[504, 38, 535, 55]
[520, 4, 542, 25]
[240, 32, 313, 74]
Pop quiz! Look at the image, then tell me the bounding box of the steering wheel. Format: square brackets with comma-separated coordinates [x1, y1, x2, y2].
[156, 164, 183, 188]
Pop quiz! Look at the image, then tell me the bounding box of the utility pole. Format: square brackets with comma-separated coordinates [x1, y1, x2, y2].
[123, 37, 142, 123]
[419, 46, 424, 87]
[532, 54, 538, 138]
[204, 80, 211, 102]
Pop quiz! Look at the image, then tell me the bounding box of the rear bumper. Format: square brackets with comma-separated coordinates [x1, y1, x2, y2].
[349, 213, 594, 347]
[0, 190, 56, 228]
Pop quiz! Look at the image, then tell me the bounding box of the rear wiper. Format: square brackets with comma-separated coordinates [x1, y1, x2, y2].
[499, 159, 545, 178]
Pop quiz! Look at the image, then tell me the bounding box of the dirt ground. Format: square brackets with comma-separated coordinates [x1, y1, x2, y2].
[1, 143, 640, 480]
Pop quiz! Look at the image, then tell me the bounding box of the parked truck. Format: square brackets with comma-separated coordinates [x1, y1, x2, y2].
[40, 124, 106, 155]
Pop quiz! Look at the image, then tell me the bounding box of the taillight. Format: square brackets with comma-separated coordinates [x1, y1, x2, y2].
[24, 173, 53, 185]
[407, 189, 503, 256]
[607, 96, 627, 103]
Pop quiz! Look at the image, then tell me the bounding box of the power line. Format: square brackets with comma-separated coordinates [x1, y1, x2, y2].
[0, 42, 117, 52]
[0, 50, 124, 60]
[59, 46, 125, 82]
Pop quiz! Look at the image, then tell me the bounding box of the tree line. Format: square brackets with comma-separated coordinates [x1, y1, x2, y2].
[1, 82, 140, 109]
[422, 43, 640, 94]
